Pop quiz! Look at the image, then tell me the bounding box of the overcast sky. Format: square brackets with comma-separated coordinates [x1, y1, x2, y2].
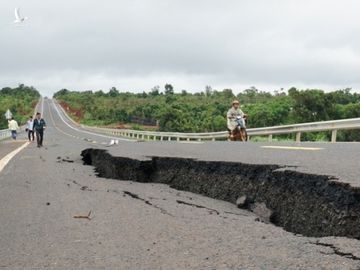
[1, 0, 360, 96]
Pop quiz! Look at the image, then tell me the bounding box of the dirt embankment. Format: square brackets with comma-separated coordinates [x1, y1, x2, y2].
[81, 148, 360, 240]
[58, 101, 84, 121]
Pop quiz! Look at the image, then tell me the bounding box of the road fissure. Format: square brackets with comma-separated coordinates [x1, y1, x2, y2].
[82, 148, 360, 239]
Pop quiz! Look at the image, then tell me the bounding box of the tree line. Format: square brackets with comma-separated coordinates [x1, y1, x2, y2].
[0, 84, 40, 129]
[53, 85, 360, 141]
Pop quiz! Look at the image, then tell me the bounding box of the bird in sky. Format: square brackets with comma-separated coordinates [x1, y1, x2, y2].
[14, 8, 28, 24]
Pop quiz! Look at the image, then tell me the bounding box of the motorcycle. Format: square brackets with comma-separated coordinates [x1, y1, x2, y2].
[229, 115, 248, 141]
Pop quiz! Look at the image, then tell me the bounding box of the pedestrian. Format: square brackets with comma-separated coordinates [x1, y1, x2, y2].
[8, 117, 19, 140]
[26, 116, 35, 142]
[33, 112, 46, 148]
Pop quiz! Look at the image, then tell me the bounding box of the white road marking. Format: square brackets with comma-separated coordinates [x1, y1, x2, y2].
[178, 141, 204, 144]
[51, 100, 133, 142]
[0, 142, 30, 173]
[41, 98, 44, 115]
[261, 146, 323, 151]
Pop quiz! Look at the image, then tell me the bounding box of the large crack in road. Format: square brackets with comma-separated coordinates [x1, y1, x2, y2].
[310, 241, 360, 261]
[81, 148, 360, 240]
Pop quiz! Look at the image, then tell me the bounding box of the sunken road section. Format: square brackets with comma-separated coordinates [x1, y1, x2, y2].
[81, 148, 360, 240]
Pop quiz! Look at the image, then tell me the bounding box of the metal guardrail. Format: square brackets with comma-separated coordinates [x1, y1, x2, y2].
[248, 118, 360, 142]
[81, 118, 360, 143]
[0, 129, 11, 140]
[0, 125, 28, 141]
[55, 99, 360, 143]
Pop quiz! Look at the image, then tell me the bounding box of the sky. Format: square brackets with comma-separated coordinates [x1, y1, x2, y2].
[1, 0, 360, 97]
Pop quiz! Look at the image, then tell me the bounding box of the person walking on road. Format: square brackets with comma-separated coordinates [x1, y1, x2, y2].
[33, 112, 46, 148]
[8, 117, 19, 140]
[26, 116, 35, 142]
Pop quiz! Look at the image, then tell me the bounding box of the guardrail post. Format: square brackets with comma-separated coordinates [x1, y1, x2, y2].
[296, 132, 301, 142]
[160, 136, 163, 141]
[212, 138, 215, 141]
[268, 134, 273, 142]
[331, 130, 337, 143]
[168, 136, 171, 141]
[177, 137, 180, 141]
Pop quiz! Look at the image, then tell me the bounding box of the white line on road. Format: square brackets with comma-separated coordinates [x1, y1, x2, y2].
[41, 98, 44, 115]
[51, 100, 133, 142]
[261, 146, 323, 151]
[178, 141, 204, 144]
[0, 142, 30, 173]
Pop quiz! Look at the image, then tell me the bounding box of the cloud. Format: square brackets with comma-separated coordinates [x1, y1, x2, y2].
[0, 0, 360, 96]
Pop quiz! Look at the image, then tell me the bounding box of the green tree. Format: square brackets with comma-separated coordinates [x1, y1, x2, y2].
[150, 85, 160, 96]
[164, 84, 174, 95]
[108, 87, 119, 97]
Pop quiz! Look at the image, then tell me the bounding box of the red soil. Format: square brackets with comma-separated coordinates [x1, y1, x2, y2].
[59, 101, 84, 122]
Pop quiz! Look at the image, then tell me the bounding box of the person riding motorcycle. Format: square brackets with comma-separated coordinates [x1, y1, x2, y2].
[227, 100, 247, 138]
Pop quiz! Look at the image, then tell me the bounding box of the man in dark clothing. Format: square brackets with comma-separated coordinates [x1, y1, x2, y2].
[33, 112, 46, 147]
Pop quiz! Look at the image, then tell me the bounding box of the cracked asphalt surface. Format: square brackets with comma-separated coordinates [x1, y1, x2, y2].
[0, 99, 359, 269]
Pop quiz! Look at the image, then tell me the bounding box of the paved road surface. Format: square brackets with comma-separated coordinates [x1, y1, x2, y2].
[0, 140, 28, 160]
[104, 140, 360, 187]
[56, 98, 360, 188]
[0, 99, 359, 269]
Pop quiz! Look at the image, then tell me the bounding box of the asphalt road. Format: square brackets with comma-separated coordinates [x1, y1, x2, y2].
[0, 140, 27, 160]
[0, 99, 359, 269]
[54, 98, 360, 188]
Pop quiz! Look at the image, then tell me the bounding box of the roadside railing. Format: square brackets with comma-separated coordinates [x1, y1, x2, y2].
[0, 129, 11, 140]
[0, 125, 29, 141]
[247, 118, 360, 143]
[80, 118, 360, 143]
[54, 99, 360, 143]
